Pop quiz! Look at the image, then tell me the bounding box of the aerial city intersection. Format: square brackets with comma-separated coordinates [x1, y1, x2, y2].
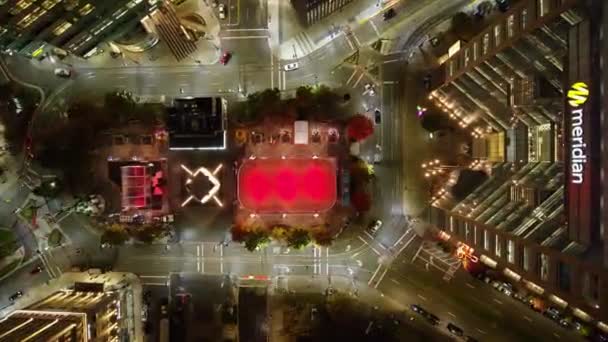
[0, 0, 604, 341]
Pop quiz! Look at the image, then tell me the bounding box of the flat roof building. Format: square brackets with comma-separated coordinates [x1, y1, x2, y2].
[427, 0, 608, 328]
[0, 0, 151, 58]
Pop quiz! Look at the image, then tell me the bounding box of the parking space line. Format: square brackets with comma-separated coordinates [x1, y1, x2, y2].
[466, 282, 475, 289]
[476, 328, 487, 334]
[417, 294, 427, 301]
[493, 298, 503, 305]
[390, 278, 400, 285]
[447, 312, 456, 318]
[523, 315, 532, 322]
[553, 332, 561, 339]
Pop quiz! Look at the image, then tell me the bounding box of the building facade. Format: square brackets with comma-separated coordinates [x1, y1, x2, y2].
[291, 0, 354, 26]
[428, 0, 608, 329]
[0, 0, 151, 58]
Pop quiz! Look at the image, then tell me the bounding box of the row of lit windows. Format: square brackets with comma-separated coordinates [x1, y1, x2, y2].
[9, 0, 35, 16]
[447, 0, 571, 79]
[16, 6, 47, 30]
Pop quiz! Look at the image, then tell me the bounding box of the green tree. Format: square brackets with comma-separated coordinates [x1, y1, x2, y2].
[244, 231, 270, 252]
[286, 229, 311, 249]
[101, 229, 129, 246]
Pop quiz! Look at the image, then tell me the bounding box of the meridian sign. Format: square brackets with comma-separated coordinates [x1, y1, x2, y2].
[567, 82, 589, 185]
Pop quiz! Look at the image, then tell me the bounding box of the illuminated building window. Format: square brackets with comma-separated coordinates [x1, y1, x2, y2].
[507, 240, 515, 263]
[472, 42, 478, 61]
[16, 7, 47, 30]
[9, 0, 35, 15]
[507, 15, 515, 37]
[495, 235, 501, 257]
[40, 0, 61, 10]
[483, 230, 490, 251]
[494, 25, 502, 46]
[482, 33, 489, 55]
[521, 9, 528, 30]
[540, 253, 549, 281]
[464, 48, 470, 66]
[52, 21, 73, 36]
[523, 247, 530, 271]
[79, 3, 95, 16]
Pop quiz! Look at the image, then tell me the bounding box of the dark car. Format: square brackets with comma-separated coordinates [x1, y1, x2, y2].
[374, 109, 381, 124]
[425, 312, 440, 325]
[447, 322, 464, 336]
[9, 291, 23, 301]
[30, 265, 43, 275]
[383, 8, 396, 21]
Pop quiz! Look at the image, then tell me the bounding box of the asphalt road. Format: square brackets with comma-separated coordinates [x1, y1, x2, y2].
[0, 1, 588, 341]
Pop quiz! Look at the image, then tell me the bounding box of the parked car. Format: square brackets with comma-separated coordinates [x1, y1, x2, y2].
[367, 220, 383, 235]
[54, 68, 71, 78]
[220, 51, 231, 65]
[447, 322, 464, 336]
[30, 265, 43, 275]
[383, 8, 396, 21]
[9, 291, 23, 301]
[284, 62, 299, 71]
[374, 109, 381, 124]
[218, 4, 226, 19]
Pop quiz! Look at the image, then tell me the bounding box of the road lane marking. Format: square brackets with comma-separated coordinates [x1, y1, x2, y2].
[345, 69, 358, 85]
[396, 234, 417, 256]
[383, 81, 396, 84]
[390, 278, 400, 285]
[382, 59, 400, 64]
[344, 35, 355, 50]
[476, 328, 487, 334]
[142, 282, 167, 286]
[351, 32, 361, 47]
[368, 264, 382, 286]
[352, 72, 365, 88]
[221, 36, 269, 40]
[357, 236, 380, 255]
[493, 298, 503, 305]
[553, 332, 561, 339]
[139, 275, 168, 278]
[369, 20, 380, 37]
[466, 282, 475, 289]
[417, 294, 427, 301]
[447, 312, 456, 318]
[374, 267, 388, 288]
[523, 315, 532, 322]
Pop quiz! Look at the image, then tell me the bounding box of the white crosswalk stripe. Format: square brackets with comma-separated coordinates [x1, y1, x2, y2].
[293, 32, 316, 57]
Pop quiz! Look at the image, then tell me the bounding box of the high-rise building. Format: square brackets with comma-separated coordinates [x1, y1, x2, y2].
[427, 0, 608, 329]
[0, 285, 122, 342]
[0, 0, 151, 58]
[291, 0, 354, 26]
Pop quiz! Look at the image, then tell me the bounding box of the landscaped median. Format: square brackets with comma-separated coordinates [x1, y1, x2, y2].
[0, 228, 24, 280]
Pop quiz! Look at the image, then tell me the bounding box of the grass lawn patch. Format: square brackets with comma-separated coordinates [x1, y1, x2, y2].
[0, 229, 18, 258]
[48, 229, 64, 247]
[0, 260, 20, 279]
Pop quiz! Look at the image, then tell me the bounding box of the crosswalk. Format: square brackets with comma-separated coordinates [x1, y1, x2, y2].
[291, 32, 316, 58]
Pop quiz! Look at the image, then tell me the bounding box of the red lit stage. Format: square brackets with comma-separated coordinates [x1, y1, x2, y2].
[238, 158, 337, 213]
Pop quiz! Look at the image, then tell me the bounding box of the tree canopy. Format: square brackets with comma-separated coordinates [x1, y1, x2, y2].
[347, 114, 374, 141]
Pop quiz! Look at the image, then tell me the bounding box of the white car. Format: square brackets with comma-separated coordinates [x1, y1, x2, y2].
[218, 4, 226, 19]
[284, 62, 299, 71]
[54, 68, 71, 78]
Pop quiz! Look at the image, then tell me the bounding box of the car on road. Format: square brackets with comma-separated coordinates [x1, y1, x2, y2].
[30, 265, 43, 274]
[367, 219, 382, 235]
[284, 62, 299, 71]
[410, 304, 439, 325]
[374, 109, 381, 124]
[212, 0, 219, 7]
[54, 67, 71, 78]
[383, 8, 396, 21]
[218, 4, 226, 19]
[447, 322, 464, 336]
[9, 291, 23, 301]
[220, 51, 231, 65]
